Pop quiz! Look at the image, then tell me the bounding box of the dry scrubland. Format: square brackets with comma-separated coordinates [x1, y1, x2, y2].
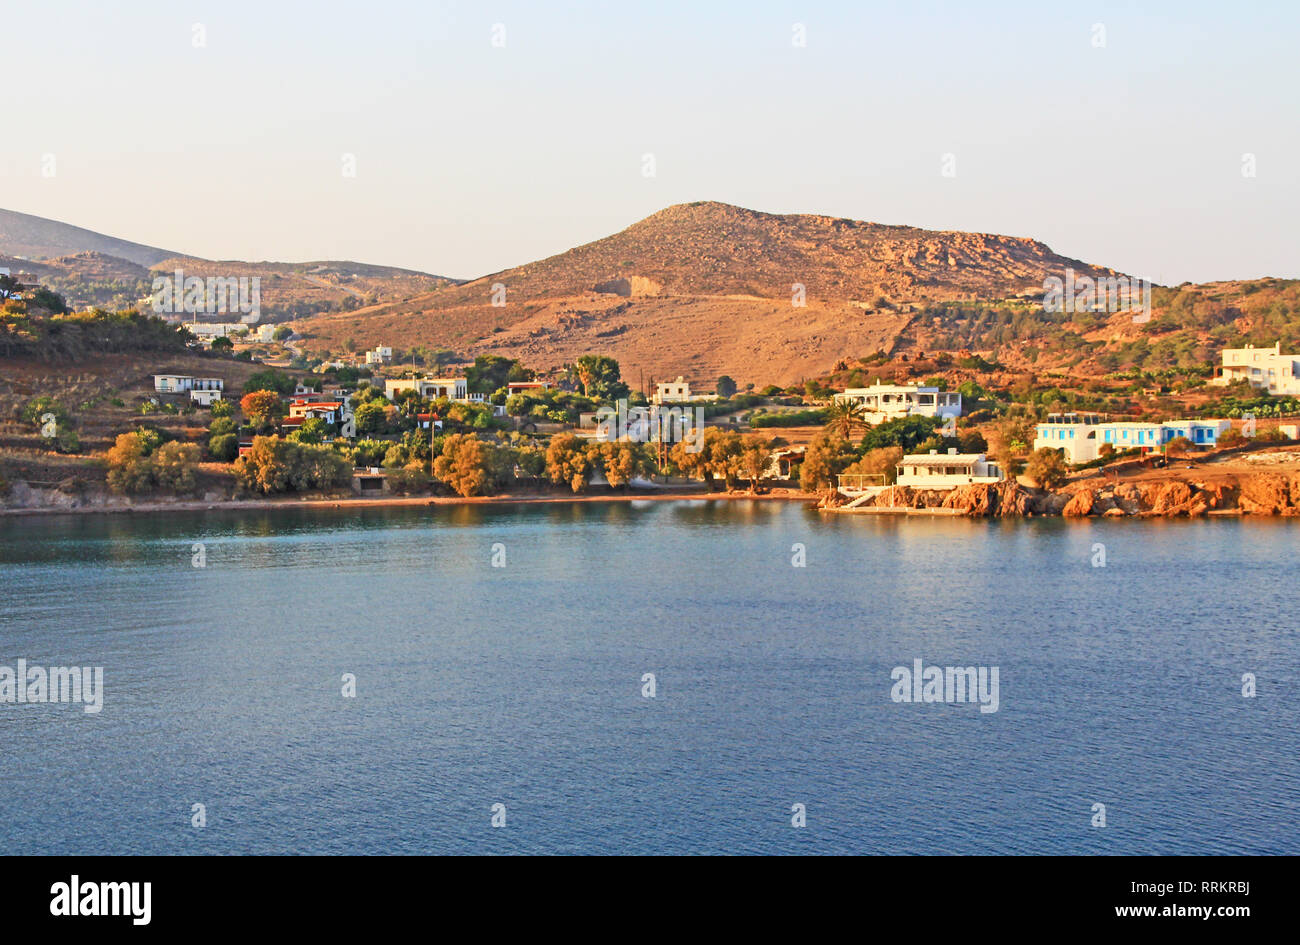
[291, 201, 1119, 386]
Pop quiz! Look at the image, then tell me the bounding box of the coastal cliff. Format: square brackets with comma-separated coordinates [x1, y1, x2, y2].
[821, 469, 1300, 518]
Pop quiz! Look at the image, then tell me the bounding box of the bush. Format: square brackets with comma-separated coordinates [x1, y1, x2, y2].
[208, 433, 238, 462]
[152, 441, 201, 492]
[242, 370, 295, 395]
[1025, 447, 1069, 490]
[105, 433, 155, 494]
[105, 431, 199, 494]
[385, 463, 432, 495]
[545, 433, 594, 492]
[432, 433, 497, 497]
[234, 436, 351, 494]
[750, 408, 828, 428]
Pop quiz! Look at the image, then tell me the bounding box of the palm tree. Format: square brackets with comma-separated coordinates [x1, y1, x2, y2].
[824, 400, 869, 440]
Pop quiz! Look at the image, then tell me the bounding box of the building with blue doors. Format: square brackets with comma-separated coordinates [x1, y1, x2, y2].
[1036, 415, 1231, 464]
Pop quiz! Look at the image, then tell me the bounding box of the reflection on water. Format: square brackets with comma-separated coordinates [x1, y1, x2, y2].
[0, 502, 1296, 854]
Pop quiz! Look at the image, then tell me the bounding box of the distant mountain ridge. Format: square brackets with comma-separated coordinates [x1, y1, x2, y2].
[0, 209, 456, 315]
[0, 208, 179, 267]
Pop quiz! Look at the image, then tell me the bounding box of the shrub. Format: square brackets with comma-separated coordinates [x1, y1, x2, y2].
[545, 433, 594, 492]
[208, 433, 238, 462]
[234, 436, 351, 494]
[1025, 447, 1069, 490]
[152, 441, 201, 492]
[433, 433, 496, 497]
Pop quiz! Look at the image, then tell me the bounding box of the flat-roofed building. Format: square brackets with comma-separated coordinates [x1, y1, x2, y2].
[1033, 412, 1106, 464]
[384, 376, 469, 402]
[833, 380, 961, 424]
[894, 448, 1004, 489]
[1212, 342, 1300, 395]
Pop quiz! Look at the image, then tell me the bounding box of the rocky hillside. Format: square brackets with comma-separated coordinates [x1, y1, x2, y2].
[294, 201, 1123, 386]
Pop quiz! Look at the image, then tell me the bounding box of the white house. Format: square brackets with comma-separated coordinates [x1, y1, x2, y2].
[894, 449, 1003, 489]
[154, 375, 224, 405]
[1032, 412, 1107, 464]
[654, 376, 692, 403]
[833, 380, 962, 424]
[384, 376, 469, 402]
[365, 345, 394, 365]
[1211, 342, 1300, 395]
[1036, 415, 1231, 463]
[153, 374, 223, 393]
[1097, 420, 1230, 454]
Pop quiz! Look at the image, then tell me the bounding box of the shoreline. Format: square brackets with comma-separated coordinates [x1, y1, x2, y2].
[0, 488, 816, 518]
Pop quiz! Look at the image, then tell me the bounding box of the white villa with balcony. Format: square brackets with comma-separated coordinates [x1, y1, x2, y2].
[1211, 342, 1300, 395]
[833, 380, 962, 424]
[384, 376, 469, 402]
[153, 374, 224, 405]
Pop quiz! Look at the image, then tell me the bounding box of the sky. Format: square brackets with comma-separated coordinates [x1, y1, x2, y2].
[2, 0, 1297, 285]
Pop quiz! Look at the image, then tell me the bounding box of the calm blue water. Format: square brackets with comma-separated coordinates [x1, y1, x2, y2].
[1, 501, 1296, 855]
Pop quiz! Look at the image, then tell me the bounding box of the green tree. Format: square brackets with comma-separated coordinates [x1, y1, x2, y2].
[433, 433, 497, 497]
[570, 355, 630, 403]
[234, 436, 351, 494]
[799, 431, 857, 491]
[1025, 447, 1068, 489]
[208, 433, 238, 462]
[240, 390, 285, 433]
[546, 433, 594, 492]
[152, 441, 201, 493]
[29, 287, 68, 313]
[738, 433, 774, 491]
[353, 400, 390, 435]
[823, 400, 869, 440]
[715, 375, 738, 399]
[591, 441, 654, 488]
[105, 432, 154, 494]
[466, 355, 525, 394]
[242, 370, 295, 395]
[292, 417, 330, 444]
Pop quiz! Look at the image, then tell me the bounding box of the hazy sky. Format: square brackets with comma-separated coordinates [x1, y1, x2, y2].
[3, 1, 1296, 285]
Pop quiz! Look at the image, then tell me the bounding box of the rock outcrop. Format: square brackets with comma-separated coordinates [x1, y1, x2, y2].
[825, 470, 1300, 518]
[1061, 489, 1095, 517]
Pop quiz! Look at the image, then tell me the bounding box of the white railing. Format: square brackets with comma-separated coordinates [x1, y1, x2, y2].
[837, 473, 886, 492]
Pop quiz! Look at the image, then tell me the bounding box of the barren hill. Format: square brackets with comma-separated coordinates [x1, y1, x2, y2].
[294, 201, 1124, 386]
